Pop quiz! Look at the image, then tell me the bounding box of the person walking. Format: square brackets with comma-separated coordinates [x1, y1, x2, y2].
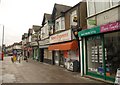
[17, 54, 21, 63]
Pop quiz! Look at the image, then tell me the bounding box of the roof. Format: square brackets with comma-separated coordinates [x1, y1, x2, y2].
[52, 3, 71, 20]
[64, 1, 86, 13]
[32, 25, 41, 32]
[45, 13, 51, 21]
[42, 13, 52, 25]
[13, 42, 22, 46]
[55, 3, 71, 13]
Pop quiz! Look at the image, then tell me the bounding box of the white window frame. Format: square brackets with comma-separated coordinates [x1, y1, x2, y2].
[55, 17, 65, 32]
[70, 10, 77, 27]
[41, 23, 49, 40]
[87, 0, 119, 17]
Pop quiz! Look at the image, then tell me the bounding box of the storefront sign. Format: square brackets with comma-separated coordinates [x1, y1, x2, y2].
[39, 39, 49, 45]
[31, 42, 38, 46]
[88, 19, 96, 25]
[50, 29, 71, 44]
[78, 26, 100, 37]
[100, 21, 120, 33]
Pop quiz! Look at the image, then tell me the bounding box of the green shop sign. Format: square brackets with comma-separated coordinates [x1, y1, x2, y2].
[88, 19, 96, 25]
[78, 26, 100, 37]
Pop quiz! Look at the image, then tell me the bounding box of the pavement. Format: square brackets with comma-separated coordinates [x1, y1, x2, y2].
[0, 57, 112, 84]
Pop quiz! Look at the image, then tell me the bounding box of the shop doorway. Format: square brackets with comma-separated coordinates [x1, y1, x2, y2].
[59, 51, 65, 67]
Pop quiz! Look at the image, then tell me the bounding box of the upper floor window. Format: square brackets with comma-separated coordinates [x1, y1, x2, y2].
[87, 0, 119, 17]
[95, 1, 110, 13]
[70, 10, 77, 27]
[111, 0, 120, 7]
[55, 17, 65, 32]
[61, 17, 65, 30]
[41, 23, 49, 39]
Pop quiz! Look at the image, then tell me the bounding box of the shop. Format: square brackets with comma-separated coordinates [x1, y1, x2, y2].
[49, 29, 79, 72]
[78, 21, 120, 82]
[49, 40, 79, 67]
[31, 41, 39, 60]
[43, 48, 52, 64]
[39, 39, 52, 64]
[32, 47, 38, 60]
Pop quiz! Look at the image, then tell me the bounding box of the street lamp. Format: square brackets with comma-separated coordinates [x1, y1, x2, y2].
[1, 24, 4, 61]
[72, 26, 82, 72]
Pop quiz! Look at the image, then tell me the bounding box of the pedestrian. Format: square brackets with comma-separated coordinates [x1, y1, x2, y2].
[11, 57, 14, 63]
[24, 56, 28, 62]
[26, 56, 28, 62]
[17, 54, 21, 63]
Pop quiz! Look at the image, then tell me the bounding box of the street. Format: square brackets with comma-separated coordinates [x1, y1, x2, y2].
[0, 57, 109, 84]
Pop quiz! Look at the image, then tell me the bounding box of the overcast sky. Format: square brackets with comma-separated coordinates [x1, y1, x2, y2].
[0, 0, 81, 46]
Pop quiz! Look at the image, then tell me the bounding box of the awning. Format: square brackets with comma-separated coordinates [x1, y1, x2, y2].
[48, 40, 78, 51]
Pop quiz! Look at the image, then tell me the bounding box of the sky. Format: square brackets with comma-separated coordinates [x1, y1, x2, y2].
[0, 0, 81, 46]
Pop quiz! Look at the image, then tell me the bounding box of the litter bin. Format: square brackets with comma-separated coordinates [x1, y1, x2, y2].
[67, 60, 79, 72]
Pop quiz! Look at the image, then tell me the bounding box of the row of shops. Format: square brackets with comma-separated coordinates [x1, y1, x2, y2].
[30, 29, 80, 72]
[24, 20, 120, 83]
[21, 1, 120, 83]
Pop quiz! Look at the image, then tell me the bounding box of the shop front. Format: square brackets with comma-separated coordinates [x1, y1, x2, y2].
[49, 40, 79, 71]
[39, 39, 52, 64]
[31, 41, 38, 60]
[49, 29, 79, 71]
[78, 21, 120, 82]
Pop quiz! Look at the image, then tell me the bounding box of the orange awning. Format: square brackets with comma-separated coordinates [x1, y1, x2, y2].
[48, 40, 78, 51]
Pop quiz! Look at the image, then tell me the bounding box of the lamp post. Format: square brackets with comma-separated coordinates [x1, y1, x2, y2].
[1, 25, 4, 61]
[72, 26, 81, 72]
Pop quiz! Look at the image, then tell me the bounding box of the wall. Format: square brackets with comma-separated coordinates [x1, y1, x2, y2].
[64, 2, 87, 30]
[65, 12, 70, 30]
[65, 6, 78, 29]
[80, 2, 87, 29]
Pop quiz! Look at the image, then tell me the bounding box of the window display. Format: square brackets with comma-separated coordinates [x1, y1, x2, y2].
[87, 35, 104, 75]
[104, 31, 120, 78]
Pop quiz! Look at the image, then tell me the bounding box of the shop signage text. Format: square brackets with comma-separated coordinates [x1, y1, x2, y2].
[78, 26, 100, 37]
[39, 39, 49, 45]
[50, 30, 71, 44]
[31, 42, 38, 46]
[100, 21, 120, 33]
[88, 19, 96, 25]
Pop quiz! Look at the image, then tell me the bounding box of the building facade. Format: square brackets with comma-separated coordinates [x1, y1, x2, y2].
[78, 0, 120, 83]
[48, 2, 87, 72]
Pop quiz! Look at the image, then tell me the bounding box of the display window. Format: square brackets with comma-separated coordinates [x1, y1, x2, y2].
[86, 35, 104, 75]
[104, 31, 120, 78]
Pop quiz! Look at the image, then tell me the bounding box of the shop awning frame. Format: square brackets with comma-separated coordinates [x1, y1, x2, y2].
[48, 40, 78, 51]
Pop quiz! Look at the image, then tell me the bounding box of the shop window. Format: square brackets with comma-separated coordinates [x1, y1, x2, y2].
[104, 31, 120, 78]
[55, 17, 65, 32]
[86, 35, 104, 75]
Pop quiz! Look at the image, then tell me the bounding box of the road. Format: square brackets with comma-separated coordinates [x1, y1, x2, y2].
[0, 57, 111, 84]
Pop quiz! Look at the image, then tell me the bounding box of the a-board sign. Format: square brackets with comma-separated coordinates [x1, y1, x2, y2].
[115, 68, 120, 85]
